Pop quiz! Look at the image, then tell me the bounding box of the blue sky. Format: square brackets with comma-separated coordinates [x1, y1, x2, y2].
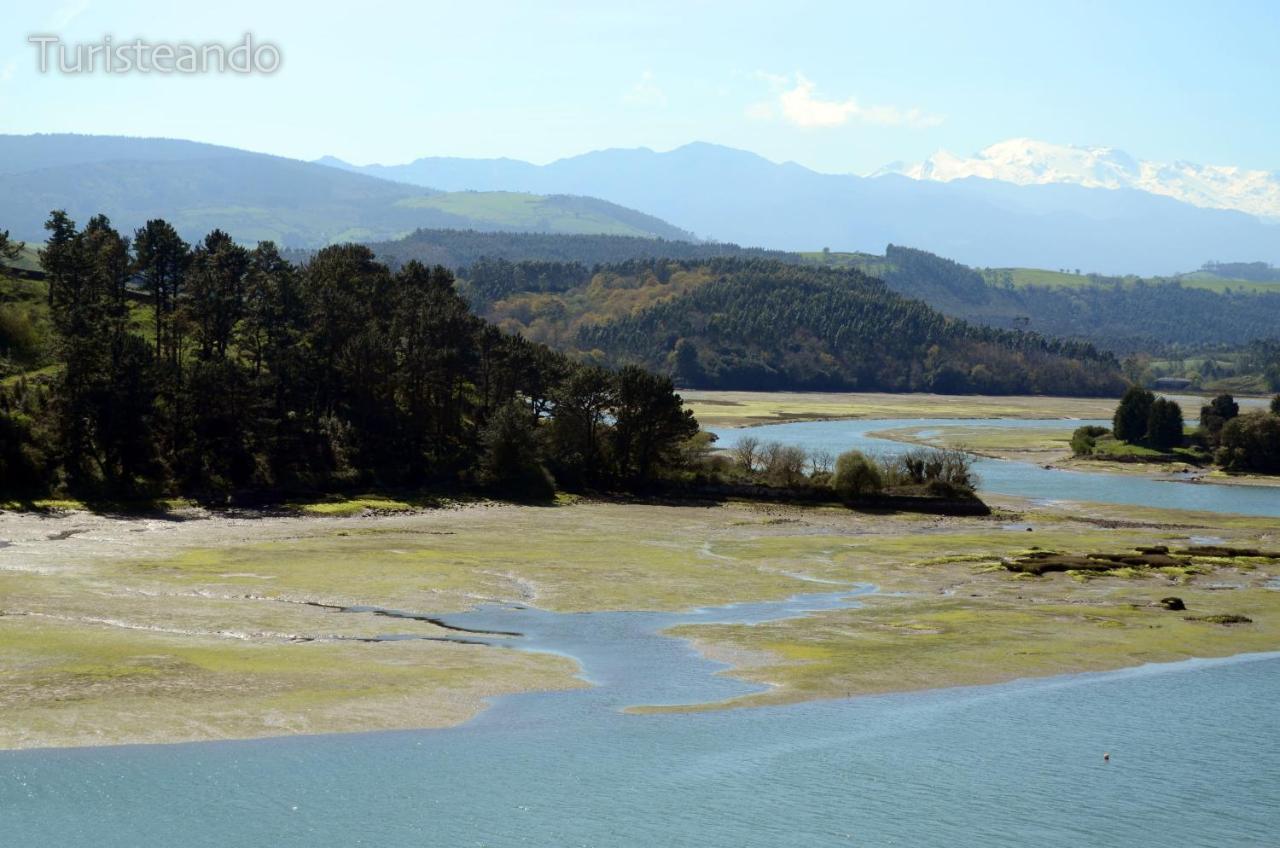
[2, 0, 1277, 174]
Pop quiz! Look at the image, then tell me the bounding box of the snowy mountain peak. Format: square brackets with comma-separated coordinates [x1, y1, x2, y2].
[877, 139, 1280, 220]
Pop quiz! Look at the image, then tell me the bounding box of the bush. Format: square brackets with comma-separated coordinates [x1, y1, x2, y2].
[1272, 395, 1280, 415]
[1071, 425, 1110, 456]
[833, 450, 883, 500]
[897, 447, 977, 492]
[1216, 411, 1280, 474]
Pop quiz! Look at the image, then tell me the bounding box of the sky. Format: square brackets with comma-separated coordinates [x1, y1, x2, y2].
[2, 0, 1278, 174]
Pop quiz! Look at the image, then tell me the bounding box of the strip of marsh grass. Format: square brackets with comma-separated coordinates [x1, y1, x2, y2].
[682, 390, 1120, 428]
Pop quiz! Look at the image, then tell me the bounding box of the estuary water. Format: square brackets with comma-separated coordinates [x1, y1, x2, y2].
[2, 589, 1278, 847]
[3, 414, 1278, 845]
[711, 417, 1280, 517]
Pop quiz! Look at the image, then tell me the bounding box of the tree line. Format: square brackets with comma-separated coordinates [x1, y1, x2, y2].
[0, 212, 699, 499]
[356, 228, 795, 273]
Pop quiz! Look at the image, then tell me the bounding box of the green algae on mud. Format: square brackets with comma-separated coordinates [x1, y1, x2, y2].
[0, 613, 582, 750]
[2, 495, 1277, 748]
[646, 561, 1280, 713]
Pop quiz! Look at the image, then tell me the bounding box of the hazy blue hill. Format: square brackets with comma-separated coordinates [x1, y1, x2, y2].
[318, 154, 544, 192]
[320, 142, 1280, 274]
[0, 133, 259, 175]
[0, 135, 694, 247]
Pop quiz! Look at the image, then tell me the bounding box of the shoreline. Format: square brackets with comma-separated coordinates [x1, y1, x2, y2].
[9, 637, 1280, 755]
[639, 632, 1280, 716]
[866, 424, 1280, 490]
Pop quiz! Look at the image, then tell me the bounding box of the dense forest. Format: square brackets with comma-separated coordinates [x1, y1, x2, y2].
[465, 258, 1126, 395]
[356, 228, 795, 271]
[0, 214, 700, 500]
[852, 246, 1280, 355]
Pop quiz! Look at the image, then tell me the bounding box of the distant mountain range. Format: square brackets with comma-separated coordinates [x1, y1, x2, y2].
[877, 138, 1280, 221]
[4, 133, 1277, 275]
[318, 142, 1280, 275]
[0, 134, 692, 246]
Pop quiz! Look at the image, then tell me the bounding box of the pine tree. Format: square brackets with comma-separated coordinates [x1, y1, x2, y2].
[1113, 386, 1155, 443]
[1147, 397, 1185, 450]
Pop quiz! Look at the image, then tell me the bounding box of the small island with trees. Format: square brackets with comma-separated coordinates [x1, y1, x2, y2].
[1072, 388, 1280, 475]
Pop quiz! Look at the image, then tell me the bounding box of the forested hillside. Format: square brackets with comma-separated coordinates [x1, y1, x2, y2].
[464, 258, 1126, 395]
[820, 245, 1280, 355]
[0, 213, 699, 500]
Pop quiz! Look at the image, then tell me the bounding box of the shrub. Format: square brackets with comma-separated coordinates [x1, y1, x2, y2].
[1216, 411, 1280, 474]
[897, 447, 977, 492]
[1070, 425, 1110, 456]
[833, 450, 883, 500]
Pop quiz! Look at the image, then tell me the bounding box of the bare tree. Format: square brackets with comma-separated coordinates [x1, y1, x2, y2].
[766, 444, 808, 487]
[808, 448, 834, 476]
[731, 435, 761, 472]
[757, 440, 783, 473]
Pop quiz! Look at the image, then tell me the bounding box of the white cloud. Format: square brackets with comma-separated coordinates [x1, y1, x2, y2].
[748, 73, 942, 129]
[623, 70, 667, 108]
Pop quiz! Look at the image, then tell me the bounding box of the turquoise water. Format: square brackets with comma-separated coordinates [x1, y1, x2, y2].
[711, 417, 1280, 517]
[3, 589, 1277, 846]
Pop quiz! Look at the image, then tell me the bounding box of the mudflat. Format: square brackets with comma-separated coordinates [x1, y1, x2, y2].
[2, 492, 1277, 749]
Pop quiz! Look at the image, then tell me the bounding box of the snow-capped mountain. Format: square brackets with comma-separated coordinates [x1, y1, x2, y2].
[877, 138, 1280, 220]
